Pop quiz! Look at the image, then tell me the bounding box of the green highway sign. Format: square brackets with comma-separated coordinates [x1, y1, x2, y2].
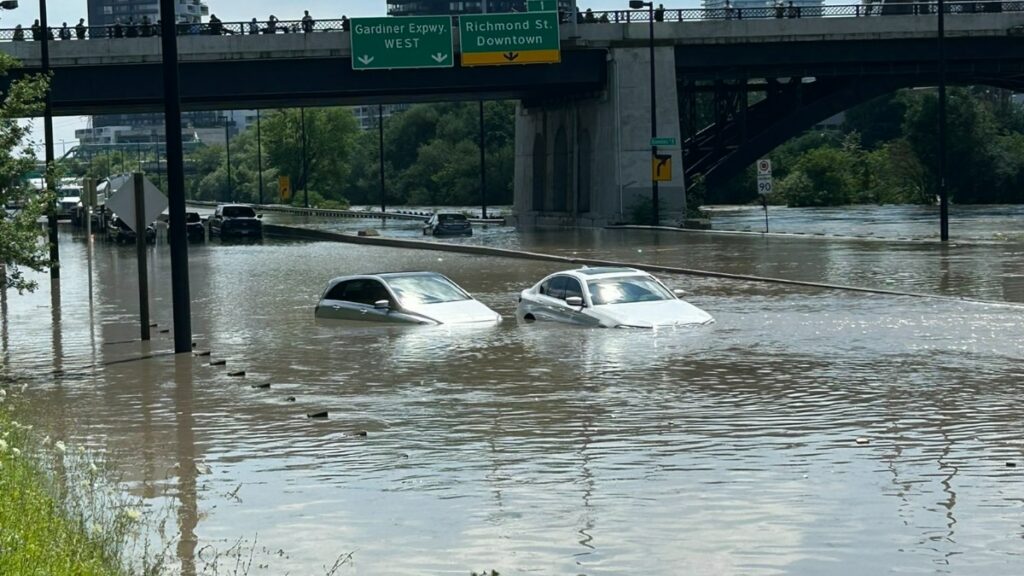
[651, 137, 677, 147]
[351, 16, 454, 70]
[459, 12, 561, 67]
[527, 0, 558, 10]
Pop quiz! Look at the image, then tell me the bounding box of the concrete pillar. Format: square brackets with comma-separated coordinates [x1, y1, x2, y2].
[513, 45, 683, 228]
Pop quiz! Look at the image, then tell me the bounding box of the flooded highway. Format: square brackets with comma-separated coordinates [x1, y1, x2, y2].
[3, 225, 1024, 575]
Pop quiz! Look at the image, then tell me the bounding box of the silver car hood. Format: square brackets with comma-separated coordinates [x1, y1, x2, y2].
[590, 299, 713, 328]
[403, 299, 501, 325]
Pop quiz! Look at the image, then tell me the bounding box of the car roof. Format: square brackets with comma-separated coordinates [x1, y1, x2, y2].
[218, 203, 254, 208]
[552, 267, 646, 280]
[324, 271, 446, 286]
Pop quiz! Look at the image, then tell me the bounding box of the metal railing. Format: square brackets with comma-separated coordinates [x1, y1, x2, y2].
[0, 3, 1020, 43]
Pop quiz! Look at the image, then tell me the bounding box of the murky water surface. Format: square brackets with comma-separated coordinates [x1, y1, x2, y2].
[2, 220, 1023, 575]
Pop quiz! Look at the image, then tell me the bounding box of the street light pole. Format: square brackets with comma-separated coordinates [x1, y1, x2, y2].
[224, 115, 232, 202]
[256, 109, 264, 205]
[159, 0, 193, 354]
[39, 0, 60, 280]
[938, 0, 949, 241]
[630, 1, 658, 225]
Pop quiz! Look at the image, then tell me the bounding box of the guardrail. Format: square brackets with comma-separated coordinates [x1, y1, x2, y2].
[185, 201, 505, 224]
[0, 3, 1017, 42]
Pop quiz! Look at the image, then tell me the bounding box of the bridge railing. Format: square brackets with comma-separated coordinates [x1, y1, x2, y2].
[0, 3, 1020, 42]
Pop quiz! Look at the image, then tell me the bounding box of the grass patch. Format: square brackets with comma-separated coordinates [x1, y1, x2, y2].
[0, 387, 149, 576]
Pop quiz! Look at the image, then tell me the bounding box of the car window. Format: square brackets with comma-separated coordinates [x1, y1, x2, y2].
[386, 275, 470, 306]
[223, 206, 256, 218]
[438, 214, 467, 222]
[564, 277, 583, 300]
[540, 276, 568, 300]
[186, 213, 201, 223]
[587, 276, 674, 306]
[326, 279, 391, 306]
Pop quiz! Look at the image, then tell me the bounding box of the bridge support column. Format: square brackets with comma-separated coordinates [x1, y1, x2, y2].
[514, 46, 683, 228]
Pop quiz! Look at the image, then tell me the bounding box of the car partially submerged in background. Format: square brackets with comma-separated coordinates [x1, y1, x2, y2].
[210, 204, 262, 239]
[423, 213, 472, 237]
[516, 267, 714, 328]
[315, 272, 500, 325]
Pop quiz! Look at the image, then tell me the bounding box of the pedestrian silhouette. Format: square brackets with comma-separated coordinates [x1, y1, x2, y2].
[302, 10, 315, 33]
[75, 18, 87, 40]
[31, 19, 41, 41]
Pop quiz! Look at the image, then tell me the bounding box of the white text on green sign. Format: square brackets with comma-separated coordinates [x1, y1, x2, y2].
[459, 12, 561, 67]
[351, 16, 454, 70]
[528, 0, 558, 10]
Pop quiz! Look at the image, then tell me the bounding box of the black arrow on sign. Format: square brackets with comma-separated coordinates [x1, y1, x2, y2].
[655, 154, 671, 178]
[504, 52, 519, 61]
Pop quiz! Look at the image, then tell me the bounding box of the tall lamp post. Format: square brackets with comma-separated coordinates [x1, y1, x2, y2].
[630, 0, 658, 225]
[937, 0, 949, 241]
[33, 0, 61, 279]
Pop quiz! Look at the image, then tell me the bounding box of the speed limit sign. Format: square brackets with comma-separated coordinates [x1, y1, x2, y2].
[757, 159, 772, 176]
[757, 175, 773, 195]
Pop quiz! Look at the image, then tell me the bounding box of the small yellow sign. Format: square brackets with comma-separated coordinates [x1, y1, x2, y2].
[278, 176, 291, 202]
[461, 49, 561, 67]
[652, 154, 672, 182]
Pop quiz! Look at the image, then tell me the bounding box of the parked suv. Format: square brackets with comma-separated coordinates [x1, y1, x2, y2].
[423, 212, 472, 237]
[210, 204, 262, 239]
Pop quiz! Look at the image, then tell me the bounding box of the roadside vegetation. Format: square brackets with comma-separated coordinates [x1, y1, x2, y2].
[0, 52, 55, 292]
[714, 87, 1024, 207]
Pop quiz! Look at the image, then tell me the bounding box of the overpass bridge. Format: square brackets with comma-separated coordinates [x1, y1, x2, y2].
[1, 3, 1022, 226]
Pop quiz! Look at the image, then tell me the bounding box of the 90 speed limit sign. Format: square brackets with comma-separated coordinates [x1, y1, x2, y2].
[757, 175, 773, 195]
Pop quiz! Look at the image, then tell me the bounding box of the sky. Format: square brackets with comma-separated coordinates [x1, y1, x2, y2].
[14, 0, 700, 154]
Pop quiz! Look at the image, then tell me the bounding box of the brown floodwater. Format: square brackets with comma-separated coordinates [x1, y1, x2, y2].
[2, 225, 1023, 575]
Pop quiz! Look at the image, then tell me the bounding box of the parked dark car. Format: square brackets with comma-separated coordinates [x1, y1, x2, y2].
[178, 211, 206, 242]
[106, 215, 155, 244]
[209, 204, 262, 239]
[423, 213, 472, 237]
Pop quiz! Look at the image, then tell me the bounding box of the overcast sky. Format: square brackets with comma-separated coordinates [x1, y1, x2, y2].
[17, 0, 702, 153]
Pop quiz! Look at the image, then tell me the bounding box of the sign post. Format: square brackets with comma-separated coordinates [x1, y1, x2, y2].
[133, 173, 151, 342]
[351, 16, 454, 70]
[756, 159, 773, 233]
[459, 12, 561, 67]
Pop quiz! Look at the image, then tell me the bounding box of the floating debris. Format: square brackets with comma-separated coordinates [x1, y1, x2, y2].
[1007, 462, 1018, 468]
[856, 438, 871, 445]
[307, 411, 329, 419]
[348, 430, 368, 437]
[158, 329, 170, 334]
[228, 370, 246, 377]
[193, 350, 211, 357]
[285, 396, 296, 402]
[251, 383, 271, 389]
[210, 359, 227, 366]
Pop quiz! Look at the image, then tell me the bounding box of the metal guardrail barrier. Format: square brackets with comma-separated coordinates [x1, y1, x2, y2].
[0, 3, 1018, 43]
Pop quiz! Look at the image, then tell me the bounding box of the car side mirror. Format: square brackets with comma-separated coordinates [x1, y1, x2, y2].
[565, 296, 584, 308]
[673, 289, 687, 298]
[373, 299, 390, 310]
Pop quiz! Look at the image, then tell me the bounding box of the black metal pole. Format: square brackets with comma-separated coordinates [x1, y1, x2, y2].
[938, 0, 949, 242]
[225, 116, 232, 202]
[479, 100, 487, 219]
[256, 109, 264, 205]
[133, 173, 151, 342]
[159, 0, 192, 354]
[649, 4, 659, 225]
[40, 0, 59, 280]
[301, 108, 308, 208]
[378, 104, 386, 214]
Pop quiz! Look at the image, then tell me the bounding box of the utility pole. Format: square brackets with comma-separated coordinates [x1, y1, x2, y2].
[938, 0, 949, 241]
[300, 108, 308, 208]
[256, 110, 264, 205]
[379, 104, 386, 214]
[159, 0, 193, 354]
[40, 0, 59, 280]
[479, 100, 487, 219]
[224, 116, 232, 202]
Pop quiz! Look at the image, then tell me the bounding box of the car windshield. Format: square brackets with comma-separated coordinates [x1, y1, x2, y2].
[587, 276, 674, 306]
[223, 206, 256, 218]
[438, 214, 467, 222]
[386, 275, 470, 306]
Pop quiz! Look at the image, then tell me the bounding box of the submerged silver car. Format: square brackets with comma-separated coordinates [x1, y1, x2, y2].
[315, 272, 501, 325]
[516, 267, 714, 328]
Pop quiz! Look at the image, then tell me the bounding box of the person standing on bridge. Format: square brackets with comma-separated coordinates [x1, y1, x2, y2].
[126, 17, 138, 38]
[59, 22, 71, 40]
[302, 10, 315, 33]
[341, 15, 350, 32]
[12, 25, 23, 41]
[208, 14, 223, 35]
[113, 19, 124, 39]
[76, 18, 87, 40]
[30, 19, 41, 41]
[140, 16, 153, 37]
[265, 15, 278, 34]
[654, 3, 665, 22]
[249, 18, 260, 35]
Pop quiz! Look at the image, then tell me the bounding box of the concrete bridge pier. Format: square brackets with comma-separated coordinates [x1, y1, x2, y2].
[513, 46, 684, 228]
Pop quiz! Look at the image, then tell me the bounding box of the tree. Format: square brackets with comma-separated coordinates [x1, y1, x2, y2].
[0, 53, 54, 293]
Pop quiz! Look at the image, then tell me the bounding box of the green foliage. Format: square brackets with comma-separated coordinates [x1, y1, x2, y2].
[0, 53, 54, 293]
[718, 86, 1024, 207]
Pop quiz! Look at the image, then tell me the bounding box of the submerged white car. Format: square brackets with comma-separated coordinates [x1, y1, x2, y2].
[315, 272, 501, 325]
[516, 267, 713, 328]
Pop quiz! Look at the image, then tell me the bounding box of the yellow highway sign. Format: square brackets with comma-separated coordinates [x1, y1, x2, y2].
[652, 154, 672, 182]
[278, 176, 292, 202]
